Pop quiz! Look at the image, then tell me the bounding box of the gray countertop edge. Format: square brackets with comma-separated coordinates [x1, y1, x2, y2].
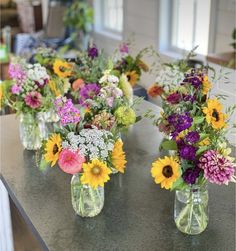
[0, 174, 48, 251]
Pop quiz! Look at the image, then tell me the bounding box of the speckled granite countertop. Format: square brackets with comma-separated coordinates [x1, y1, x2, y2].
[0, 100, 235, 251]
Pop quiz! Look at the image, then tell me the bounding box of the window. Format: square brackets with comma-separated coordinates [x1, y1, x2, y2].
[171, 0, 211, 55]
[94, 0, 123, 38]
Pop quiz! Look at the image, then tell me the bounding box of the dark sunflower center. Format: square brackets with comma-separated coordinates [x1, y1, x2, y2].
[59, 66, 66, 72]
[212, 109, 219, 121]
[127, 75, 131, 81]
[92, 166, 101, 175]
[52, 144, 59, 154]
[162, 165, 173, 178]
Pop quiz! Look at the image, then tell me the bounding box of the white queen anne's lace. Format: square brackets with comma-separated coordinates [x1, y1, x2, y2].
[62, 127, 115, 161]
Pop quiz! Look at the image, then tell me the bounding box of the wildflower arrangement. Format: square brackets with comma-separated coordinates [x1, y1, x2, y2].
[34, 47, 72, 98]
[150, 67, 236, 234]
[41, 96, 127, 189]
[76, 66, 139, 134]
[151, 68, 236, 190]
[113, 41, 154, 87]
[4, 59, 55, 114]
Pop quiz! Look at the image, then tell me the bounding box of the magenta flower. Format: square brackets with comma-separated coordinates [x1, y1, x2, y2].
[24, 91, 42, 109]
[79, 83, 100, 107]
[119, 43, 129, 54]
[198, 150, 235, 185]
[179, 144, 197, 160]
[11, 84, 22, 94]
[8, 63, 26, 84]
[185, 131, 200, 144]
[58, 149, 86, 174]
[183, 167, 201, 185]
[88, 45, 98, 59]
[55, 97, 81, 126]
[166, 92, 181, 104]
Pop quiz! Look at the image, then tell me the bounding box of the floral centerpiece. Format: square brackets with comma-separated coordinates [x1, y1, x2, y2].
[150, 68, 236, 235]
[113, 41, 156, 87]
[4, 58, 60, 150]
[40, 97, 127, 217]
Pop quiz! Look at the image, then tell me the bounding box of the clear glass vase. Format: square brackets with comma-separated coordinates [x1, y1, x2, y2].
[19, 113, 48, 150]
[174, 184, 209, 235]
[71, 174, 104, 217]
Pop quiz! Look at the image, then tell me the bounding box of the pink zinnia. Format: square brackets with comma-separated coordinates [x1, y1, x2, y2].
[58, 149, 86, 175]
[24, 91, 42, 109]
[198, 150, 235, 185]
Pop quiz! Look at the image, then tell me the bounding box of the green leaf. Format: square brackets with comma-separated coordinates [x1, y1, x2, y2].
[161, 140, 178, 151]
[199, 133, 209, 140]
[171, 177, 188, 191]
[193, 116, 205, 124]
[196, 146, 209, 156]
[39, 157, 49, 172]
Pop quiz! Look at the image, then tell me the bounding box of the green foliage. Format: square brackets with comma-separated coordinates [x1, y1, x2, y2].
[230, 28, 236, 50]
[160, 139, 178, 151]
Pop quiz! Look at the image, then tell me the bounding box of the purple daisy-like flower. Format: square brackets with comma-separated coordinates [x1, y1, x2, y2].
[168, 113, 193, 133]
[79, 83, 100, 107]
[190, 76, 201, 88]
[183, 94, 195, 103]
[88, 45, 98, 59]
[183, 167, 201, 185]
[166, 92, 181, 104]
[185, 131, 200, 144]
[198, 150, 235, 185]
[55, 97, 80, 126]
[24, 91, 42, 109]
[179, 144, 197, 160]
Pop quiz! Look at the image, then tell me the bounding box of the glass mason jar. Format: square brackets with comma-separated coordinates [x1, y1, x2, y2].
[19, 113, 48, 150]
[37, 108, 60, 133]
[71, 174, 104, 217]
[174, 184, 209, 235]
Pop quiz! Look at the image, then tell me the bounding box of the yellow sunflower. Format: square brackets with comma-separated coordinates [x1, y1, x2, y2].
[202, 99, 227, 130]
[126, 71, 139, 87]
[202, 76, 212, 95]
[48, 80, 61, 97]
[151, 156, 180, 190]
[112, 139, 127, 173]
[44, 134, 62, 167]
[53, 59, 72, 78]
[81, 159, 112, 189]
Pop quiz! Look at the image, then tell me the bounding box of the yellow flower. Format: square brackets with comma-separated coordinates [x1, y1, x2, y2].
[112, 139, 127, 173]
[175, 130, 188, 141]
[125, 71, 139, 87]
[151, 156, 180, 190]
[199, 137, 210, 146]
[48, 80, 61, 97]
[44, 134, 62, 167]
[81, 159, 112, 189]
[202, 99, 227, 130]
[53, 59, 72, 78]
[202, 76, 212, 95]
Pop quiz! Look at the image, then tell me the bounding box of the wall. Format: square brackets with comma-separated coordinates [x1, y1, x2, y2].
[214, 0, 236, 53]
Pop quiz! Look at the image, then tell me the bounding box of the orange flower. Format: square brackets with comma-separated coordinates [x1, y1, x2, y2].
[72, 79, 85, 91]
[147, 84, 164, 97]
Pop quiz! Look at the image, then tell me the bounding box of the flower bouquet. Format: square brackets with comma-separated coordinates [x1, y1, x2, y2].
[151, 68, 236, 235]
[4, 58, 59, 150]
[113, 41, 154, 87]
[40, 97, 127, 217]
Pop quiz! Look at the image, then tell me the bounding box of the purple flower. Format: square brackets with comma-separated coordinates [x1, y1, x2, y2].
[190, 77, 201, 88]
[119, 43, 129, 54]
[183, 94, 195, 103]
[55, 97, 80, 126]
[88, 45, 98, 59]
[11, 84, 22, 94]
[8, 63, 26, 85]
[179, 144, 197, 160]
[79, 83, 100, 107]
[185, 131, 200, 144]
[183, 167, 201, 185]
[166, 92, 181, 104]
[168, 113, 193, 133]
[35, 78, 49, 88]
